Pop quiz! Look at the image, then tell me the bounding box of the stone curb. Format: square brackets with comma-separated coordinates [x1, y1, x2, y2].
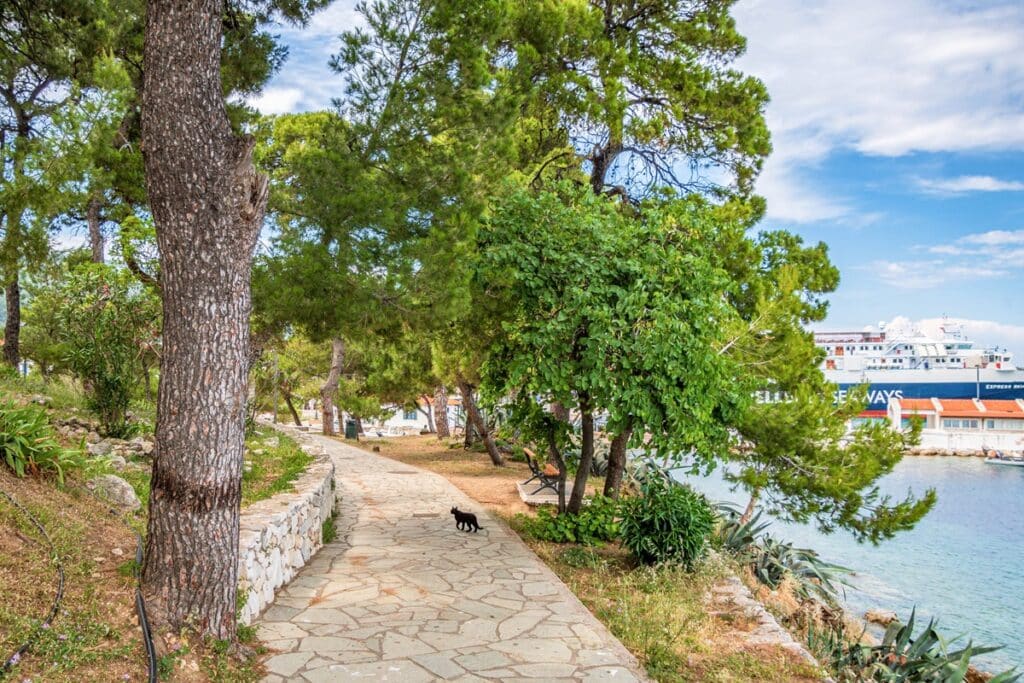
[237, 422, 337, 624]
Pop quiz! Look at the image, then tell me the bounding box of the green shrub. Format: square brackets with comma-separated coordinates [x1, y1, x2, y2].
[0, 400, 84, 485]
[28, 265, 160, 438]
[619, 478, 714, 567]
[519, 494, 621, 546]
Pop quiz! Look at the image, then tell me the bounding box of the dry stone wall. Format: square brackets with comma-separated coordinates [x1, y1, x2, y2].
[237, 424, 337, 624]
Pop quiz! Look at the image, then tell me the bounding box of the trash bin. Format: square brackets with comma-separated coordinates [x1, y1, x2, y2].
[344, 419, 358, 440]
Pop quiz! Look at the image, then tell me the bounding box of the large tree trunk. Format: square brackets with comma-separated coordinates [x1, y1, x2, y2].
[320, 338, 344, 436]
[603, 420, 634, 499]
[87, 194, 104, 263]
[3, 277, 19, 368]
[434, 385, 450, 438]
[141, 0, 268, 641]
[463, 414, 477, 447]
[567, 394, 594, 514]
[353, 415, 363, 435]
[457, 376, 503, 466]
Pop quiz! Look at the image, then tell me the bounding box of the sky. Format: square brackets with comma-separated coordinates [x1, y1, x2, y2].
[249, 0, 1024, 353]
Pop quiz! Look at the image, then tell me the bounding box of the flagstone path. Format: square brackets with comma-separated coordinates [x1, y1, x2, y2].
[258, 434, 648, 682]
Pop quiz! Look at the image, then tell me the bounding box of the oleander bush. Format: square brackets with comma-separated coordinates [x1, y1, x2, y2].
[619, 478, 715, 567]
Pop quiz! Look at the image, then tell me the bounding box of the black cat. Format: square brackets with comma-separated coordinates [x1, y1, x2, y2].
[450, 506, 481, 532]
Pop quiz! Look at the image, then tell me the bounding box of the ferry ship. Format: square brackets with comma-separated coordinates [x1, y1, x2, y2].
[815, 322, 1024, 410]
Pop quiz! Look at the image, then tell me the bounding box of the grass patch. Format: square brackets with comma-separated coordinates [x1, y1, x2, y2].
[519, 533, 821, 682]
[241, 426, 313, 506]
[322, 512, 338, 544]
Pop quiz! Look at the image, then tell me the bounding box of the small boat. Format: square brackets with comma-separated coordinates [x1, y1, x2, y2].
[983, 447, 1024, 466]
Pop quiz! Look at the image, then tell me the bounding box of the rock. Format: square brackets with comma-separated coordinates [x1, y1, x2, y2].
[87, 474, 142, 512]
[86, 431, 102, 444]
[865, 609, 898, 626]
[111, 547, 124, 557]
[264, 436, 279, 448]
[107, 455, 128, 471]
[31, 394, 51, 407]
[87, 440, 114, 456]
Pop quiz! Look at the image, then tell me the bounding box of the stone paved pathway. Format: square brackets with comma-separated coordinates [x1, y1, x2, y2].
[258, 434, 648, 682]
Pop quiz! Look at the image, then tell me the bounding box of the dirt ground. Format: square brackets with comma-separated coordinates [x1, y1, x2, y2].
[344, 434, 535, 517]
[0, 467, 146, 682]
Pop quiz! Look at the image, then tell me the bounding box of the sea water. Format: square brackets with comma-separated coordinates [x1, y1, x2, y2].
[674, 456, 1024, 672]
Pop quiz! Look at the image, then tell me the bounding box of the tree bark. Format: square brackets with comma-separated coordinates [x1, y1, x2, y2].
[353, 415, 363, 435]
[603, 420, 634, 499]
[320, 338, 344, 436]
[545, 426, 568, 514]
[3, 277, 19, 368]
[463, 413, 477, 447]
[457, 376, 503, 466]
[568, 394, 594, 514]
[87, 194, 105, 263]
[140, 0, 268, 641]
[434, 385, 450, 438]
[284, 393, 302, 426]
[416, 395, 436, 432]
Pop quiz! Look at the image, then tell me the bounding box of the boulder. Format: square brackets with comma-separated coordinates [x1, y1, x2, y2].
[87, 474, 142, 512]
[88, 440, 114, 456]
[106, 455, 128, 471]
[865, 609, 898, 626]
[86, 431, 102, 444]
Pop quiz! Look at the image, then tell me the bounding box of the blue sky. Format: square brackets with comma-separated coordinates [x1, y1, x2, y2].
[249, 0, 1024, 353]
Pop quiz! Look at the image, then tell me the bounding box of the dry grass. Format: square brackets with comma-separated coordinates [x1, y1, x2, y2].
[361, 435, 823, 682]
[0, 467, 146, 682]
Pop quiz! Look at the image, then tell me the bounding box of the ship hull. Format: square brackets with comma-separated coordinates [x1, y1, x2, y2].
[825, 369, 1024, 409]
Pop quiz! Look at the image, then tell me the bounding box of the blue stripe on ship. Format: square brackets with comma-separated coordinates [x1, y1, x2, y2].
[835, 382, 1024, 408]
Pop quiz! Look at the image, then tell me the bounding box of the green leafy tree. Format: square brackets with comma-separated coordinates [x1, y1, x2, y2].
[482, 183, 742, 513]
[508, 0, 771, 199]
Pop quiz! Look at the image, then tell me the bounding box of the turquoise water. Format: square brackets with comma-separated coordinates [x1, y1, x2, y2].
[675, 456, 1024, 673]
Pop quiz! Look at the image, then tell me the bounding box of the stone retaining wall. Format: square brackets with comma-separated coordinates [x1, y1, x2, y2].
[237, 425, 336, 624]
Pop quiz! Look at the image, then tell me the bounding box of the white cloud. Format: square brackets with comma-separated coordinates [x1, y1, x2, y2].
[960, 229, 1024, 246]
[867, 259, 1009, 289]
[734, 0, 1024, 222]
[251, 87, 305, 115]
[50, 233, 86, 251]
[921, 229, 1024, 266]
[916, 175, 1024, 195]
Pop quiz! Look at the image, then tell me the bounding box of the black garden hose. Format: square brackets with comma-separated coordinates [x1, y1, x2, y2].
[0, 487, 65, 680]
[134, 533, 158, 683]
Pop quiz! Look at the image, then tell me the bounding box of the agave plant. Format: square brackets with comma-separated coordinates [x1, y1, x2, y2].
[814, 609, 1020, 682]
[715, 502, 771, 553]
[749, 535, 850, 603]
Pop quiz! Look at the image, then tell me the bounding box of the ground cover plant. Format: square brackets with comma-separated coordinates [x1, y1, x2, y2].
[0, 400, 84, 484]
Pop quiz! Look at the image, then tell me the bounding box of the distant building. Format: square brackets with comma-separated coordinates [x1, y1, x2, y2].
[887, 397, 1024, 454]
[369, 395, 465, 435]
